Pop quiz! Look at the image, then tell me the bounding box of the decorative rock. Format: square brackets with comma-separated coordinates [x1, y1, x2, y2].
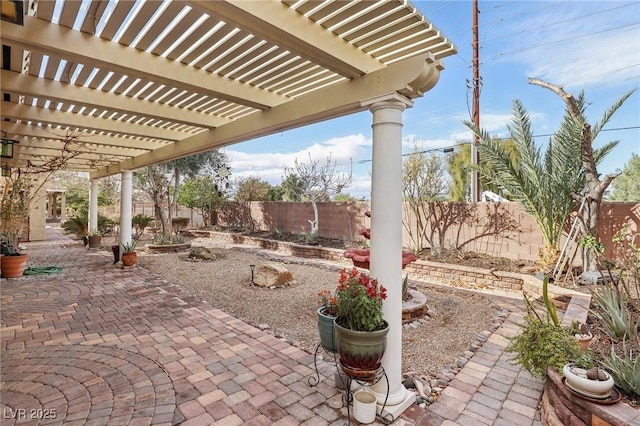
[257, 323, 270, 330]
[254, 262, 293, 287]
[189, 246, 216, 260]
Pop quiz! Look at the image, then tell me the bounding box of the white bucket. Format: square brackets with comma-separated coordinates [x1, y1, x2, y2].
[352, 390, 377, 424]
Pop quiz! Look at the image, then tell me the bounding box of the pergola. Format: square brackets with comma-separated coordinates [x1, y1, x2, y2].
[1, 0, 456, 417]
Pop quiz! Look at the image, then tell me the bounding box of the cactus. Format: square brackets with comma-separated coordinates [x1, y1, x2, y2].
[586, 367, 609, 381]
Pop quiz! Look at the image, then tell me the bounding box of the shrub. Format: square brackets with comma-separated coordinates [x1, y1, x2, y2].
[172, 217, 190, 232]
[506, 304, 580, 380]
[132, 214, 154, 241]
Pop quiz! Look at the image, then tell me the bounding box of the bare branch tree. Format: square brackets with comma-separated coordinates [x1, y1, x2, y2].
[284, 153, 353, 235]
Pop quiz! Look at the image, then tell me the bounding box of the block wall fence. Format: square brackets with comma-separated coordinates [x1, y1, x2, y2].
[132, 201, 639, 263]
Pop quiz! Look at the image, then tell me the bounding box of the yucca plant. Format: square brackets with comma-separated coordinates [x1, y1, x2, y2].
[121, 240, 137, 254]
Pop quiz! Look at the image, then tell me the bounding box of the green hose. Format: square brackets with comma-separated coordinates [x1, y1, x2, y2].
[23, 266, 63, 275]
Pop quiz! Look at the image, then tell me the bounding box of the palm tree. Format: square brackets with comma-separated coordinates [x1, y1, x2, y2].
[528, 78, 635, 272]
[465, 90, 622, 270]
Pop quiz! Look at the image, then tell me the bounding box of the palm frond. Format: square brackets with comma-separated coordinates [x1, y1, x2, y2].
[592, 90, 637, 139]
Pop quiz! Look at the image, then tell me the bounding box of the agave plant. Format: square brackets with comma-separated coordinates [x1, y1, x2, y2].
[600, 341, 640, 397]
[590, 284, 637, 342]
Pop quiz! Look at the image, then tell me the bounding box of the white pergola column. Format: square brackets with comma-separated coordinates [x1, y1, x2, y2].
[89, 179, 99, 232]
[119, 171, 133, 261]
[59, 192, 66, 222]
[365, 94, 415, 413]
[46, 193, 52, 219]
[49, 193, 57, 219]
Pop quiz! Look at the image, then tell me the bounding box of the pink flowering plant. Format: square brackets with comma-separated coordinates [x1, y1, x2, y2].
[335, 267, 387, 332]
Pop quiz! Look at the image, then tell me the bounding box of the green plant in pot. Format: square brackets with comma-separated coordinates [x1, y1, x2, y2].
[120, 241, 137, 267]
[316, 289, 338, 352]
[334, 267, 389, 381]
[1, 173, 31, 277]
[87, 229, 102, 249]
[506, 276, 582, 379]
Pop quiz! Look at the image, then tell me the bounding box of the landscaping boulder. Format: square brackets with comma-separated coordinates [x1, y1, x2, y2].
[189, 246, 216, 261]
[254, 262, 293, 287]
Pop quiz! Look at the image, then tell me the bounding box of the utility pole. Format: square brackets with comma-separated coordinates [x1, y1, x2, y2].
[470, 0, 481, 202]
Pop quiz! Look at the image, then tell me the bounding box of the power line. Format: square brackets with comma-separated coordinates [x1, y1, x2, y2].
[489, 22, 639, 61]
[482, 3, 636, 44]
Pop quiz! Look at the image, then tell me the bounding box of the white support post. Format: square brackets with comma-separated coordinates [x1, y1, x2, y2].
[365, 94, 416, 414]
[119, 171, 133, 262]
[51, 193, 57, 219]
[59, 192, 66, 222]
[89, 179, 99, 232]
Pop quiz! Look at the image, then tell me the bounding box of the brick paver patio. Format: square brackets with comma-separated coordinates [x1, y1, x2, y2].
[1, 226, 544, 425]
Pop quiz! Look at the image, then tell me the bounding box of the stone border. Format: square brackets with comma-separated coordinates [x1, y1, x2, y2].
[196, 230, 534, 292]
[144, 243, 191, 253]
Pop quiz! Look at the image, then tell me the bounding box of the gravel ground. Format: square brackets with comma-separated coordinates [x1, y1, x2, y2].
[136, 238, 497, 377]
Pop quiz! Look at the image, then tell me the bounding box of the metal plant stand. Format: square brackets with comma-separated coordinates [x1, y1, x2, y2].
[307, 342, 338, 387]
[342, 367, 393, 425]
[307, 341, 393, 425]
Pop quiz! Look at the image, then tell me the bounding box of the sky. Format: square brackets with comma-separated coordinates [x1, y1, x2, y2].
[222, 1, 640, 200]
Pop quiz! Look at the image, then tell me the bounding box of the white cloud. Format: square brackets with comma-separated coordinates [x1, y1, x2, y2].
[499, 2, 640, 90]
[224, 133, 372, 199]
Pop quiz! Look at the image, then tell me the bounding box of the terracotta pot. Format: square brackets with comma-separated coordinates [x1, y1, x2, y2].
[317, 307, 337, 352]
[334, 318, 388, 381]
[121, 252, 137, 267]
[88, 236, 102, 249]
[574, 333, 593, 353]
[1, 254, 29, 278]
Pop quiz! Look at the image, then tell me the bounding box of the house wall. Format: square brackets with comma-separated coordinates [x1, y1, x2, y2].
[29, 196, 46, 241]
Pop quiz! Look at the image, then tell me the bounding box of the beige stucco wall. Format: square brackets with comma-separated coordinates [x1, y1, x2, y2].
[29, 194, 46, 241]
[131, 200, 639, 264]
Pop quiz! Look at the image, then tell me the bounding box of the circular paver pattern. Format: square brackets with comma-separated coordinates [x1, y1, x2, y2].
[0, 345, 176, 425]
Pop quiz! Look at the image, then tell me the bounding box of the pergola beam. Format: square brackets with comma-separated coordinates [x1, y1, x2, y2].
[1, 15, 286, 110]
[0, 70, 225, 130]
[187, 0, 384, 78]
[1, 122, 166, 152]
[1, 101, 184, 142]
[91, 54, 441, 178]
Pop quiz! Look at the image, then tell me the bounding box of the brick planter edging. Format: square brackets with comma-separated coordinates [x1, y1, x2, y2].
[543, 367, 639, 426]
[404, 259, 532, 291]
[197, 231, 348, 263]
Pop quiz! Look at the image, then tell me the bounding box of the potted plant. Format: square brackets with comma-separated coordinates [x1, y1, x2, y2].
[562, 351, 615, 399]
[334, 267, 389, 381]
[569, 321, 594, 353]
[317, 289, 338, 351]
[1, 173, 30, 278]
[87, 229, 102, 249]
[121, 241, 137, 266]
